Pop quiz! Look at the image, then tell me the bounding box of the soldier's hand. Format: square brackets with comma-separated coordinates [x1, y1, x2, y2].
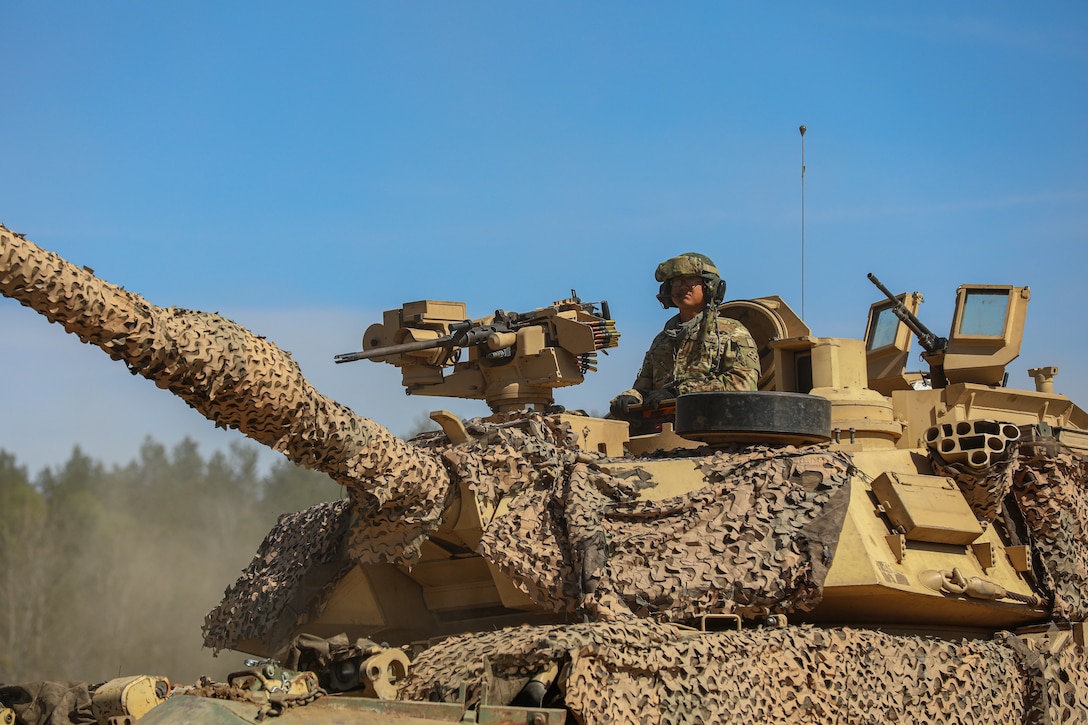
[643, 387, 677, 407]
[610, 394, 640, 417]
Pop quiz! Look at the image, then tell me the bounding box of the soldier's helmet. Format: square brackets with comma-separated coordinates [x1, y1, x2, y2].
[654, 252, 726, 309]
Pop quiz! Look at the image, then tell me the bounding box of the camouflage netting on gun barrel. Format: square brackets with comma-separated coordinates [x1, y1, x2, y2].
[403, 620, 1088, 724]
[0, 226, 451, 508]
[1, 227, 453, 651]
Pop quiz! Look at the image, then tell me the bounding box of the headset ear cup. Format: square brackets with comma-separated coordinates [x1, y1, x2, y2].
[713, 278, 726, 304]
[704, 277, 725, 304]
[657, 281, 675, 308]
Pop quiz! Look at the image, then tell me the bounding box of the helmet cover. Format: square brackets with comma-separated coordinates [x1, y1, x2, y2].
[654, 252, 721, 283]
[654, 252, 726, 308]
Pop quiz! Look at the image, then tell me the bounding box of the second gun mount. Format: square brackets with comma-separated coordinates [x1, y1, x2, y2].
[865, 273, 1031, 393]
[335, 294, 619, 412]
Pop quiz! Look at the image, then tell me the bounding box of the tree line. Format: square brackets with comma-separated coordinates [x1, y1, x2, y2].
[0, 438, 342, 686]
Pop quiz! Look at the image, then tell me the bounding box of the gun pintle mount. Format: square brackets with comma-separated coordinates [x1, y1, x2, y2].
[336, 293, 619, 412]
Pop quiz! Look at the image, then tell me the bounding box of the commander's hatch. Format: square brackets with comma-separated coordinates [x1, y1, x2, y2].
[865, 284, 1030, 393]
[864, 291, 924, 395]
[719, 295, 809, 391]
[942, 285, 1029, 386]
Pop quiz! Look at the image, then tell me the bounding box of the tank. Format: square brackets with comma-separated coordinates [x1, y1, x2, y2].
[1, 223, 1087, 724]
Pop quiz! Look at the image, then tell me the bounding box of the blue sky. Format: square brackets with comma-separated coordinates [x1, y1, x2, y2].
[2, 3, 1086, 476]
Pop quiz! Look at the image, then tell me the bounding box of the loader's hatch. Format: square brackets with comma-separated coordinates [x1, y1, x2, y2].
[943, 285, 1030, 386]
[864, 291, 923, 395]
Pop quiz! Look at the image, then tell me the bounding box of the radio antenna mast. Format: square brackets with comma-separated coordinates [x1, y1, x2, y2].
[799, 124, 807, 319]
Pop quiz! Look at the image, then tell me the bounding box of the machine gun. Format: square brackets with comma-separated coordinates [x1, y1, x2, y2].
[867, 273, 947, 355]
[336, 293, 619, 412]
[867, 272, 948, 387]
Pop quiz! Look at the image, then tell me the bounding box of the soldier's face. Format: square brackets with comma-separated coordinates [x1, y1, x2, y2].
[670, 276, 707, 319]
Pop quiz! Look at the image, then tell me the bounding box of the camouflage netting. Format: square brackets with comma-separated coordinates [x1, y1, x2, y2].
[9, 226, 1088, 723]
[439, 413, 853, 620]
[0, 226, 450, 506]
[1012, 444, 1088, 621]
[1, 227, 453, 652]
[202, 411, 852, 654]
[201, 500, 355, 653]
[931, 448, 1017, 523]
[6, 624, 1088, 724]
[924, 425, 1088, 621]
[403, 620, 1088, 724]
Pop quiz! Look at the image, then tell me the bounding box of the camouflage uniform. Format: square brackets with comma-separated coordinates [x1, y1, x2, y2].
[618, 309, 760, 403]
[611, 252, 761, 410]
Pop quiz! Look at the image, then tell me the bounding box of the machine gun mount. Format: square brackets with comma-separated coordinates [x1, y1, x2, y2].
[336, 293, 619, 412]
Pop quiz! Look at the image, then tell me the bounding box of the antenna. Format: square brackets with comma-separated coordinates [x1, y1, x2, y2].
[799, 124, 807, 319]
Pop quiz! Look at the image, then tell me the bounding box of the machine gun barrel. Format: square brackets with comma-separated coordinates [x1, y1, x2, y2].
[335, 320, 515, 364]
[335, 333, 456, 364]
[867, 273, 947, 354]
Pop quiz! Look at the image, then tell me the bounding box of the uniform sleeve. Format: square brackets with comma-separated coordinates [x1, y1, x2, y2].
[612, 330, 670, 405]
[717, 318, 761, 391]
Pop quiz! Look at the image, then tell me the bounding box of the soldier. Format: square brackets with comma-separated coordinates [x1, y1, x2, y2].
[610, 252, 760, 418]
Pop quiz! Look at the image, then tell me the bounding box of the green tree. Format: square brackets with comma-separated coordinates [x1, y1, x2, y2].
[259, 458, 342, 525]
[0, 436, 352, 685]
[0, 452, 50, 678]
